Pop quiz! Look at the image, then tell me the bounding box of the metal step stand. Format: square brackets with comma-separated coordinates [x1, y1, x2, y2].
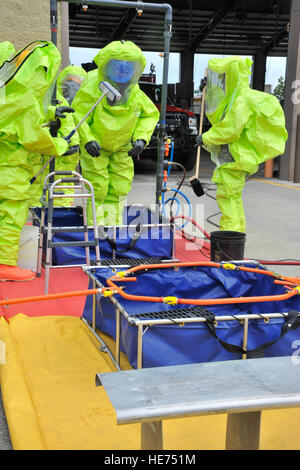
[36, 170, 101, 294]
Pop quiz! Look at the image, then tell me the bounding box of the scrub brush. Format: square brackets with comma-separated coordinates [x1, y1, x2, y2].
[189, 76, 206, 197]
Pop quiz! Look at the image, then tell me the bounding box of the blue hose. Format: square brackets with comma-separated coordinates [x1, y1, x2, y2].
[161, 141, 192, 227]
[163, 196, 180, 217]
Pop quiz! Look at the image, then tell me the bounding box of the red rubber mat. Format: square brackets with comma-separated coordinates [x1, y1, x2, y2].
[0, 266, 88, 319]
[0, 235, 209, 320]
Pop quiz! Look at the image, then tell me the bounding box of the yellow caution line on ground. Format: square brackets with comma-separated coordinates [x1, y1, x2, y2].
[252, 178, 300, 190]
[199, 167, 213, 173]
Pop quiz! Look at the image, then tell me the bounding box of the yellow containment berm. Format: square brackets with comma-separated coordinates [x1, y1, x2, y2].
[1, 313, 300, 450]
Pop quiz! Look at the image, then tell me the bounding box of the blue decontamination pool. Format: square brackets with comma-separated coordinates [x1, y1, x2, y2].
[82, 262, 300, 369]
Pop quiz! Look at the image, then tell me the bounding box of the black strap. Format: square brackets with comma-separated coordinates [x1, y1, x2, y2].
[98, 223, 144, 254]
[203, 309, 300, 359]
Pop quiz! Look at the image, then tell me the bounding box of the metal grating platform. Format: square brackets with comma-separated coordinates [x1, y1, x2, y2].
[131, 305, 214, 321]
[91, 257, 172, 267]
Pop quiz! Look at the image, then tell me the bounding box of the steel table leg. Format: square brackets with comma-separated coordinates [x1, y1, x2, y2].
[137, 325, 143, 369]
[141, 421, 163, 450]
[115, 308, 121, 368]
[226, 411, 261, 450]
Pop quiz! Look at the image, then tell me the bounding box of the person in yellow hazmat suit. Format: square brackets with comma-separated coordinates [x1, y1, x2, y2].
[0, 41, 76, 282]
[195, 56, 288, 233]
[72, 40, 159, 226]
[29, 65, 87, 207]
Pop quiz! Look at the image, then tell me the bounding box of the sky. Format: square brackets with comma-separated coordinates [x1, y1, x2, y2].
[69, 47, 287, 92]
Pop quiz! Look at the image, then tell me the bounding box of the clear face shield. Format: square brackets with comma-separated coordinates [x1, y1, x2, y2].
[204, 69, 234, 168]
[205, 69, 226, 116]
[61, 74, 85, 105]
[102, 59, 143, 105]
[42, 72, 58, 113]
[0, 41, 46, 91]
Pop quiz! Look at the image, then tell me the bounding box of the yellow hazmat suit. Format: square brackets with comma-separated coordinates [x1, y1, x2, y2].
[72, 40, 159, 225]
[0, 41, 69, 280]
[29, 65, 87, 207]
[202, 56, 288, 232]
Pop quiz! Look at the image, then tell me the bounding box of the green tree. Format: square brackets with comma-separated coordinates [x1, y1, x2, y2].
[273, 76, 285, 102]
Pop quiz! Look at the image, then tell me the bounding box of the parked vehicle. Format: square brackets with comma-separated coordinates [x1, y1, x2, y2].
[81, 62, 200, 171]
[139, 80, 198, 171]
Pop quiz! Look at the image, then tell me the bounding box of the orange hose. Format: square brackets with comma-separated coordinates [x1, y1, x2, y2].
[176, 290, 298, 305]
[105, 261, 300, 306]
[124, 261, 220, 273]
[1, 262, 299, 308]
[0, 288, 100, 307]
[106, 277, 298, 306]
[111, 261, 293, 282]
[280, 275, 300, 284]
[274, 280, 295, 286]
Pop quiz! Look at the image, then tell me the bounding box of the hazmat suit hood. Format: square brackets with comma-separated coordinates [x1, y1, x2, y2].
[57, 65, 87, 105]
[93, 40, 146, 107]
[0, 40, 68, 159]
[0, 41, 16, 67]
[0, 40, 61, 112]
[205, 56, 252, 125]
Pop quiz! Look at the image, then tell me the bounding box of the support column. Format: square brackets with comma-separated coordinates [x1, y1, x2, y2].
[179, 46, 194, 109]
[280, 0, 300, 181]
[61, 1, 70, 68]
[294, 114, 300, 183]
[252, 52, 267, 91]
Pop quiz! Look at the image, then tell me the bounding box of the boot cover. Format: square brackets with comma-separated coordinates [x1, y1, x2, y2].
[0, 264, 35, 282]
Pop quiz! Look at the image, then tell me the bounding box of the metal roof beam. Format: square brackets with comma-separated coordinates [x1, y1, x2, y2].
[108, 8, 137, 42]
[189, 0, 234, 50]
[259, 24, 289, 55]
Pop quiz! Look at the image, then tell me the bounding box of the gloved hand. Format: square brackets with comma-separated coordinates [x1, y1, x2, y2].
[200, 76, 207, 92]
[85, 140, 101, 157]
[128, 139, 146, 158]
[55, 106, 75, 119]
[49, 118, 61, 137]
[194, 134, 203, 147]
[62, 145, 80, 156]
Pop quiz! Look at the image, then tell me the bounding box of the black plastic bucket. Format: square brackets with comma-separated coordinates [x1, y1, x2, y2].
[210, 231, 246, 262]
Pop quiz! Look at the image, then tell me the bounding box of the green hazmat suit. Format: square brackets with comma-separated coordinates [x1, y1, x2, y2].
[202, 56, 288, 232]
[29, 65, 87, 207]
[0, 40, 69, 266]
[72, 40, 159, 225]
[0, 41, 16, 66]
